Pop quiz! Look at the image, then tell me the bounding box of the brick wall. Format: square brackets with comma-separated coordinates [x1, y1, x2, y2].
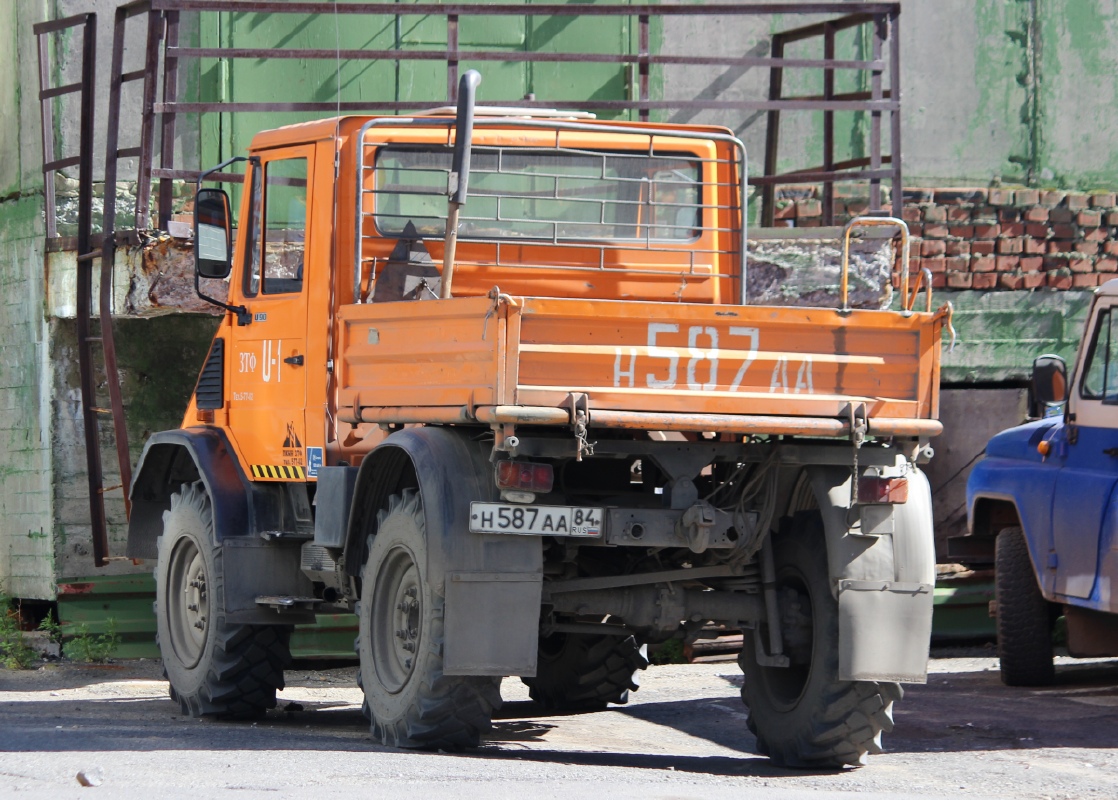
[773, 187, 1118, 292]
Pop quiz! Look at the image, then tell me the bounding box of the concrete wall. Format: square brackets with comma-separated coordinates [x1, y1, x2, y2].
[0, 1, 54, 599]
[662, 0, 1118, 190]
[49, 315, 219, 582]
[25, 2, 1118, 226]
[923, 387, 1030, 549]
[0, 1, 217, 596]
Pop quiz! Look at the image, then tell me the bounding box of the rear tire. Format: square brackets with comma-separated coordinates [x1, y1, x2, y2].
[996, 526, 1055, 686]
[523, 632, 648, 711]
[357, 490, 501, 749]
[739, 512, 901, 768]
[155, 482, 291, 717]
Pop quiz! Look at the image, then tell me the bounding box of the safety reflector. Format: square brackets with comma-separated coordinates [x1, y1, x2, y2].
[858, 475, 909, 504]
[495, 460, 554, 494]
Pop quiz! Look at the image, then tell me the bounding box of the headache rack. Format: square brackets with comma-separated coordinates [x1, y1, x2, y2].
[353, 117, 749, 304]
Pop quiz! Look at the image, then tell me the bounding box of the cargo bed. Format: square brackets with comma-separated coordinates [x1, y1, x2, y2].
[338, 295, 946, 439]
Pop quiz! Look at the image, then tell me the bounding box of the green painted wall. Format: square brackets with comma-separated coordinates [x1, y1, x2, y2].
[197, 0, 654, 171]
[935, 289, 1093, 385]
[903, 0, 1118, 188]
[1037, 0, 1118, 189]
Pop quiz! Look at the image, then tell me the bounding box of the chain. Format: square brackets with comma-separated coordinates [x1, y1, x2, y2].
[574, 409, 595, 461]
[850, 404, 866, 505]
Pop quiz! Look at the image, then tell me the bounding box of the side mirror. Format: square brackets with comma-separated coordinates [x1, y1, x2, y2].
[194, 188, 232, 279]
[1030, 354, 1068, 417]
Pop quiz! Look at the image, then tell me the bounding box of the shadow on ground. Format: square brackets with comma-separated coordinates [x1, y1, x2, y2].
[2, 656, 1118, 777]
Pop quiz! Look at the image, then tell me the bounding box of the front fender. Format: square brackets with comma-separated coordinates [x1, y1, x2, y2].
[127, 427, 252, 559]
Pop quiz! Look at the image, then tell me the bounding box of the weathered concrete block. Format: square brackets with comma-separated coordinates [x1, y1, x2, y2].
[746, 229, 894, 309]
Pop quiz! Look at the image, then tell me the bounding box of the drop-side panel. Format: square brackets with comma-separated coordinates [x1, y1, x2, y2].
[338, 296, 504, 412]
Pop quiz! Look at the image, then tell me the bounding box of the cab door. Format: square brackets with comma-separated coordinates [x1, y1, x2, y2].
[226, 147, 313, 480]
[1051, 299, 1118, 599]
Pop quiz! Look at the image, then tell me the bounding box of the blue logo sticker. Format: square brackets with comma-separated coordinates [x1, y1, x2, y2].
[306, 446, 324, 478]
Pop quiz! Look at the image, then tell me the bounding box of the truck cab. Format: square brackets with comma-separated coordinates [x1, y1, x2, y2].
[968, 278, 1118, 684]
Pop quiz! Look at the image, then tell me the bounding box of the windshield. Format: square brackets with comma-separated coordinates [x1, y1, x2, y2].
[373, 146, 701, 242]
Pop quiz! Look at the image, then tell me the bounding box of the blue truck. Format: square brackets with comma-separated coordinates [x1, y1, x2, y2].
[967, 279, 1118, 685]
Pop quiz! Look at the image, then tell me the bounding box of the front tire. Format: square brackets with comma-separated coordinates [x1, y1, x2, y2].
[739, 512, 901, 768]
[357, 490, 501, 749]
[523, 632, 648, 711]
[995, 526, 1055, 686]
[155, 482, 291, 717]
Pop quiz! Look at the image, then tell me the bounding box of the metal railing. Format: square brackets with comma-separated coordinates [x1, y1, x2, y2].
[46, 1, 901, 234]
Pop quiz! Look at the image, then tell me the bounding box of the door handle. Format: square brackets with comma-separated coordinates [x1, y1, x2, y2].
[284, 354, 304, 366]
[1104, 447, 1118, 457]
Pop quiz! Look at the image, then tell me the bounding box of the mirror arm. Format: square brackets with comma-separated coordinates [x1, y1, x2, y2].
[195, 156, 255, 325]
[196, 155, 253, 192]
[195, 260, 252, 326]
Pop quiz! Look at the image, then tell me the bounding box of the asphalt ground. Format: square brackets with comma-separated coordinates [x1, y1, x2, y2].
[1, 646, 1117, 799]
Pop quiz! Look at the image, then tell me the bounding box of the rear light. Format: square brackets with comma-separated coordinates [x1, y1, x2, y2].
[858, 475, 909, 504]
[495, 460, 554, 494]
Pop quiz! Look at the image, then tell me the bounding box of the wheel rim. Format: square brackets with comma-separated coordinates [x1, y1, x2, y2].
[757, 568, 814, 712]
[370, 543, 422, 694]
[167, 537, 209, 669]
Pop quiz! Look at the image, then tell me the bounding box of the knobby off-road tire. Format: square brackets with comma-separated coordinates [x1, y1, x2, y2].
[155, 481, 292, 717]
[739, 511, 902, 768]
[995, 526, 1055, 686]
[522, 632, 649, 711]
[356, 490, 501, 749]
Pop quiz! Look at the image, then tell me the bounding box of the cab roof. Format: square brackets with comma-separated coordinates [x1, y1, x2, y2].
[247, 114, 737, 152]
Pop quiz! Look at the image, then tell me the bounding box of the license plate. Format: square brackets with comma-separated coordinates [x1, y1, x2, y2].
[469, 502, 603, 537]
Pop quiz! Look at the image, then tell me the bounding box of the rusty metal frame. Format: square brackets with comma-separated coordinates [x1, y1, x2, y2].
[33, 12, 120, 567]
[99, 0, 161, 537]
[34, 12, 96, 240]
[760, 8, 902, 225]
[127, 0, 900, 229]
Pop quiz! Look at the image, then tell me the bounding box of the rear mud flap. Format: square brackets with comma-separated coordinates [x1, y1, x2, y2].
[444, 571, 542, 676]
[838, 580, 933, 682]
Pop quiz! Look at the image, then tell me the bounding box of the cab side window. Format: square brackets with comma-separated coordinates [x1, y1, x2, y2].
[244, 165, 262, 296]
[249, 157, 308, 296]
[1081, 308, 1118, 403]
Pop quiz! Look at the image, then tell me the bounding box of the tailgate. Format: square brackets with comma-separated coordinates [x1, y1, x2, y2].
[338, 296, 944, 435]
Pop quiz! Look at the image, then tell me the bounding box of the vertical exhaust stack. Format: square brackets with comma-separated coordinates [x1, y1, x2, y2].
[440, 69, 482, 299]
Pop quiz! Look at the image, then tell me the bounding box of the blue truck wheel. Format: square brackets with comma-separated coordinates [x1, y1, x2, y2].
[996, 526, 1056, 686]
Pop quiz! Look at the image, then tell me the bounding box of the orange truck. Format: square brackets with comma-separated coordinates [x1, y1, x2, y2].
[127, 72, 946, 767]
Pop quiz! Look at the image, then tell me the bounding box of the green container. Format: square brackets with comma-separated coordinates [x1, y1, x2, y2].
[56, 573, 358, 661]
